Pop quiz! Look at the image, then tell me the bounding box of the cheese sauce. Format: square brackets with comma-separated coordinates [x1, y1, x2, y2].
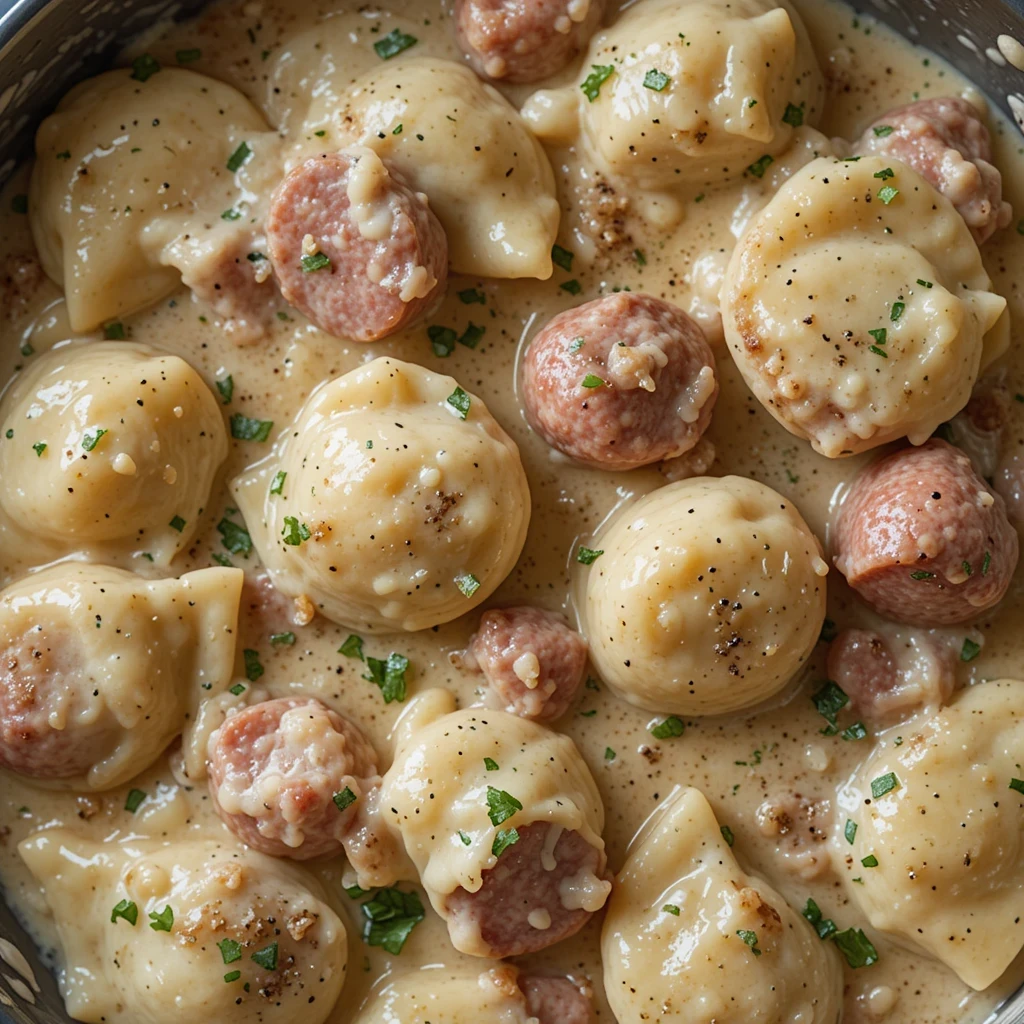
[0, 1, 1022, 1022]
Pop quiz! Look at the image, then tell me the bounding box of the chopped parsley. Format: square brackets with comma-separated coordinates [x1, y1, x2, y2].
[580, 373, 606, 389]
[650, 715, 685, 739]
[492, 827, 520, 857]
[226, 141, 252, 173]
[223, 971, 241, 984]
[130, 54, 161, 82]
[270, 632, 295, 646]
[110, 899, 138, 926]
[844, 819, 858, 844]
[868, 328, 887, 346]
[560, 279, 582, 295]
[32, 442, 46, 457]
[229, 682, 246, 696]
[869, 345, 888, 358]
[634, 249, 647, 266]
[841, 722, 868, 741]
[873, 167, 895, 180]
[1010, 778, 1024, 794]
[802, 898, 838, 940]
[861, 854, 879, 868]
[663, 903, 681, 915]
[873, 124, 894, 137]
[269, 470, 287, 496]
[643, 68, 671, 91]
[176, 48, 201, 63]
[446, 387, 471, 420]
[833, 927, 879, 968]
[339, 634, 364, 660]
[811, 680, 848, 734]
[960, 638, 981, 662]
[124, 789, 146, 813]
[551, 244, 574, 271]
[104, 321, 126, 340]
[455, 573, 481, 597]
[917, 278, 933, 288]
[218, 938, 243, 963]
[580, 64, 615, 102]
[281, 516, 311, 545]
[148, 906, 174, 932]
[247, 251, 265, 262]
[458, 288, 486, 305]
[720, 825, 735, 847]
[486, 786, 522, 826]
[168, 515, 186, 533]
[746, 155, 773, 179]
[333, 787, 357, 812]
[736, 929, 762, 956]
[890, 301, 905, 322]
[910, 569, 935, 581]
[221, 208, 242, 221]
[428, 324, 457, 357]
[484, 757, 500, 771]
[870, 772, 899, 799]
[361, 887, 424, 954]
[458, 830, 472, 846]
[605, 746, 616, 761]
[459, 322, 485, 349]
[250, 941, 278, 970]
[569, 336, 585, 353]
[243, 649, 264, 682]
[962, 560, 973, 577]
[301, 252, 331, 273]
[216, 375, 234, 404]
[373, 28, 418, 60]
[217, 517, 252, 556]
[982, 551, 992, 576]
[364, 652, 410, 703]
[230, 414, 273, 442]
[82, 428, 108, 452]
[877, 185, 900, 204]
[782, 102, 804, 127]
[576, 545, 604, 565]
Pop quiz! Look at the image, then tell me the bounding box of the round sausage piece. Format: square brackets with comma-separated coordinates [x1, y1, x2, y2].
[522, 294, 718, 471]
[0, 629, 118, 780]
[519, 976, 594, 1024]
[469, 607, 588, 721]
[266, 148, 448, 342]
[444, 821, 606, 958]
[454, 0, 604, 84]
[855, 97, 1013, 245]
[833, 439, 1018, 626]
[208, 697, 381, 860]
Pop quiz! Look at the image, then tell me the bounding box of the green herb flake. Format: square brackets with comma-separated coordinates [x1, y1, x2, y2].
[168, 514, 186, 533]
[226, 141, 252, 172]
[124, 788, 147, 813]
[560, 279, 582, 295]
[484, 757, 500, 772]
[458, 830, 472, 846]
[211, 553, 232, 567]
[110, 899, 138, 926]
[873, 124, 894, 137]
[223, 970, 241, 983]
[841, 722, 869, 741]
[746, 155, 774, 179]
[446, 387, 471, 420]
[552, 244, 575, 271]
[361, 887, 424, 954]
[890, 301, 905, 322]
[428, 324, 457, 357]
[130, 54, 161, 82]
[917, 278, 933, 288]
[870, 772, 899, 799]
[217, 517, 252, 556]
[960, 638, 981, 662]
[869, 345, 888, 358]
[569, 336, 586, 353]
[301, 252, 331, 273]
[393, 124, 403, 135]
[333, 787, 357, 812]
[868, 328, 887, 346]
[486, 786, 522, 826]
[736, 929, 762, 956]
[873, 167, 895, 180]
[861, 854, 879, 867]
[812, 680, 849, 732]
[634, 248, 647, 266]
[458, 288, 486, 305]
[222, 208, 243, 222]
[363, 652, 410, 703]
[910, 569, 935, 580]
[243, 649, 264, 682]
[218, 938, 243, 964]
[216, 375, 234, 404]
[32, 442, 46, 457]
[373, 28, 418, 60]
[104, 321, 126, 340]
[662, 903, 681, 915]
[230, 414, 273, 442]
[643, 68, 671, 91]
[459, 322, 485, 349]
[651, 715, 685, 739]
[269, 470, 287, 496]
[580, 64, 615, 102]
[802, 898, 838, 940]
[492, 826, 520, 857]
[339, 634, 364, 660]
[229, 682, 246, 696]
[580, 373, 605, 389]
[345, 884, 369, 900]
[877, 185, 900, 205]
[720, 825, 735, 847]
[56, 150, 71, 161]
[82, 428, 108, 452]
[1010, 778, 1024, 794]
[982, 551, 992, 576]
[576, 545, 604, 565]
[148, 906, 174, 932]
[782, 102, 805, 127]
[250, 941, 278, 971]
[604, 746, 616, 761]
[176, 48, 201, 63]
[833, 927, 879, 968]
[281, 515, 311, 546]
[270, 631, 295, 646]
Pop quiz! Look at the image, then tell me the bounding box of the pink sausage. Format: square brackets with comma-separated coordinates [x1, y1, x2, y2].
[854, 97, 1012, 244]
[0, 630, 117, 779]
[469, 607, 588, 721]
[833, 439, 1018, 626]
[207, 697, 380, 860]
[444, 821, 604, 957]
[519, 976, 594, 1024]
[522, 294, 718, 471]
[454, 0, 605, 84]
[266, 150, 447, 342]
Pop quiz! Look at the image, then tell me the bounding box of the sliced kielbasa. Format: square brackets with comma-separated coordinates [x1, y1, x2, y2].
[522, 293, 718, 471]
[519, 976, 594, 1024]
[444, 821, 607, 958]
[207, 697, 381, 860]
[266, 147, 447, 342]
[468, 606, 588, 721]
[454, 0, 604, 84]
[854, 97, 1012, 244]
[833, 438, 1018, 626]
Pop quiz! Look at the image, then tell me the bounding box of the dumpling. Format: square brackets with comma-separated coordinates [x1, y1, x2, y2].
[602, 786, 843, 1023]
[525, 0, 823, 191]
[722, 155, 1009, 457]
[581, 476, 828, 716]
[0, 562, 242, 789]
[232, 357, 530, 633]
[319, 57, 559, 279]
[0, 341, 228, 566]
[840, 679, 1024, 990]
[380, 697, 610, 958]
[19, 833, 347, 1024]
[30, 67, 280, 334]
